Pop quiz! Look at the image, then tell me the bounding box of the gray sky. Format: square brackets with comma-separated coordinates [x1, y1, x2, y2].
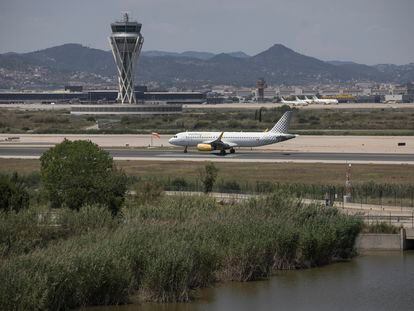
[0, 0, 413, 65]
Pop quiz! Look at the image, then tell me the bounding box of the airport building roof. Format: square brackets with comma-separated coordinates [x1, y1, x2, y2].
[0, 90, 206, 104]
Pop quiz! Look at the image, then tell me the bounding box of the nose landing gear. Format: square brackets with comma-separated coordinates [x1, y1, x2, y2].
[184, 146, 188, 153]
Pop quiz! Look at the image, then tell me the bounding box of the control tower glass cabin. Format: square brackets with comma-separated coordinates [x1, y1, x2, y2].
[109, 13, 144, 104]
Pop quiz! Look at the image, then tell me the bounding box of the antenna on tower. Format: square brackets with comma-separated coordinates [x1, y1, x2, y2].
[122, 12, 129, 22]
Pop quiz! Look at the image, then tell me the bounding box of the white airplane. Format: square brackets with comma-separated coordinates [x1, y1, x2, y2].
[312, 95, 339, 105]
[295, 96, 309, 105]
[168, 111, 297, 155]
[304, 96, 316, 104]
[280, 97, 308, 106]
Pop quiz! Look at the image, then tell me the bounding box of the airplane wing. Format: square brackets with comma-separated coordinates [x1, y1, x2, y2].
[202, 132, 224, 144]
[202, 132, 238, 148]
[221, 140, 238, 148]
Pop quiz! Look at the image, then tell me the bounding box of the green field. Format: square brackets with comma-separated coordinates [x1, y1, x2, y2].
[1, 159, 414, 206]
[2, 159, 414, 185]
[1, 106, 414, 135]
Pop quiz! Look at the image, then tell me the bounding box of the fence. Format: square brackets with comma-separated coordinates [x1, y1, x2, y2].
[162, 181, 414, 208]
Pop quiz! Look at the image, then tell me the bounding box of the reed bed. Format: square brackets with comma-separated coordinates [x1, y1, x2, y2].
[0, 192, 362, 310]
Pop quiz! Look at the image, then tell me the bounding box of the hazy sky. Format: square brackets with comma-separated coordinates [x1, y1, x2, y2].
[0, 0, 413, 65]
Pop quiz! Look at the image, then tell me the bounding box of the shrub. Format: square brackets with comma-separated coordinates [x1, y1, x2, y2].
[0, 173, 29, 212]
[132, 180, 164, 204]
[0, 206, 65, 258]
[363, 222, 398, 234]
[220, 223, 277, 281]
[141, 237, 218, 302]
[0, 233, 133, 310]
[217, 180, 241, 192]
[60, 204, 119, 234]
[170, 177, 188, 190]
[0, 205, 118, 259]
[199, 163, 219, 193]
[40, 139, 127, 214]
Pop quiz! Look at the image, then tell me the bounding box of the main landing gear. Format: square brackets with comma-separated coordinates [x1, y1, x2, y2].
[184, 146, 188, 153]
[219, 148, 235, 156]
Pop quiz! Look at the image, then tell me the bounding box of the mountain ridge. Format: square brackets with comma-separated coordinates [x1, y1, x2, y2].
[0, 43, 412, 89]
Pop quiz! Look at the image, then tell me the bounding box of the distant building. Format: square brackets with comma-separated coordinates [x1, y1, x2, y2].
[256, 78, 267, 103]
[235, 88, 253, 98]
[294, 87, 303, 95]
[404, 83, 414, 102]
[385, 94, 403, 103]
[0, 90, 206, 107]
[206, 92, 225, 104]
[275, 87, 295, 97]
[355, 95, 382, 103]
[407, 83, 414, 95]
[65, 86, 83, 92]
[71, 104, 182, 115]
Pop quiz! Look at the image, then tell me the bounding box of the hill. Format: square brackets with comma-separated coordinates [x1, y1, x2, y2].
[0, 43, 412, 89]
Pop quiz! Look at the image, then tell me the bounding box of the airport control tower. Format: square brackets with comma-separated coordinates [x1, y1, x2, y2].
[256, 78, 267, 103]
[109, 13, 144, 104]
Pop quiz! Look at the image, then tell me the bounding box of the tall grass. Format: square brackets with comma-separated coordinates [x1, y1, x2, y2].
[362, 222, 399, 234]
[0, 192, 362, 309]
[0, 205, 117, 259]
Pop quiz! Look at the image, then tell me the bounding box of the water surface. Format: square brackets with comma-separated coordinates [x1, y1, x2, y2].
[91, 252, 414, 311]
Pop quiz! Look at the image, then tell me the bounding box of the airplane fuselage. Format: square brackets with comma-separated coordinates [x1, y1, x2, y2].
[169, 111, 296, 153]
[312, 96, 338, 104]
[169, 131, 296, 148]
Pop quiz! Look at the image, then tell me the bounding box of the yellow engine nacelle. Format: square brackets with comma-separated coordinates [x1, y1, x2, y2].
[197, 143, 213, 151]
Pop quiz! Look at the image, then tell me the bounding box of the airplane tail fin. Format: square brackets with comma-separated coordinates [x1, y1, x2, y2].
[270, 111, 293, 134]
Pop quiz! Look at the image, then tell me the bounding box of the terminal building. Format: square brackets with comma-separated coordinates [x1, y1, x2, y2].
[0, 89, 205, 105]
[71, 104, 182, 115]
[0, 89, 205, 115]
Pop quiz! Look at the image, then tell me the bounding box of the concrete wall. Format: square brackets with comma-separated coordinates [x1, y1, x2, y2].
[355, 233, 402, 251]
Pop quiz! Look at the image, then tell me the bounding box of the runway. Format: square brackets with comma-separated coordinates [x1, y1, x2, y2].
[0, 146, 413, 164]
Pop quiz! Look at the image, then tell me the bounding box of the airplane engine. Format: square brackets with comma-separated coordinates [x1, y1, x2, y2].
[197, 143, 213, 151]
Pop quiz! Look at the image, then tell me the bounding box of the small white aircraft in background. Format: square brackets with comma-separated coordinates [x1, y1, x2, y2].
[281, 97, 308, 106]
[304, 96, 316, 104]
[169, 111, 297, 155]
[311, 95, 339, 105]
[295, 96, 309, 105]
